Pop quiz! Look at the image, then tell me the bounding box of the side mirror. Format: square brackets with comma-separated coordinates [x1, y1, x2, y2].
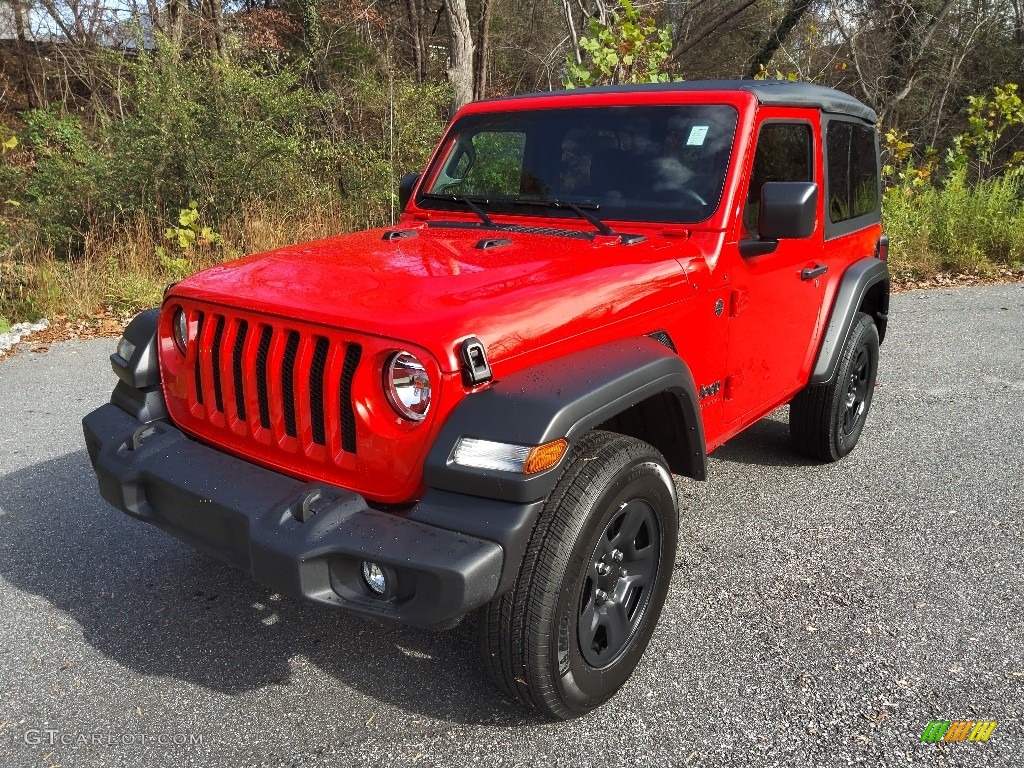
[740, 181, 818, 257]
[399, 172, 421, 212]
[759, 181, 817, 239]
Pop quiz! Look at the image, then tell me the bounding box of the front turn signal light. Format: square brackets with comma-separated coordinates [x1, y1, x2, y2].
[523, 439, 569, 474]
[452, 437, 568, 474]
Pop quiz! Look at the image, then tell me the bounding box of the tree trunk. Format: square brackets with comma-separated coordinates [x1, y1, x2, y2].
[473, 0, 493, 100]
[444, 0, 475, 111]
[746, 0, 812, 78]
[298, 0, 327, 87]
[10, 0, 39, 108]
[405, 0, 429, 81]
[562, 0, 582, 66]
[168, 0, 185, 48]
[204, 0, 229, 62]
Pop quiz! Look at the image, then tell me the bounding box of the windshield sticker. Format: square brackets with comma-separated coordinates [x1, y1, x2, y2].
[687, 125, 709, 146]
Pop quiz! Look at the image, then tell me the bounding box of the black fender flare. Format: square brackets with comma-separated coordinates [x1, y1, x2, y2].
[810, 256, 889, 385]
[422, 336, 707, 504]
[109, 308, 168, 423]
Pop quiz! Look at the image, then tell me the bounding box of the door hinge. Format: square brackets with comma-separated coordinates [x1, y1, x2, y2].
[724, 374, 743, 400]
[730, 289, 750, 317]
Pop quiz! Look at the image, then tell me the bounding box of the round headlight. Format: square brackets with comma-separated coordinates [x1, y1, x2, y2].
[384, 351, 431, 421]
[172, 307, 189, 355]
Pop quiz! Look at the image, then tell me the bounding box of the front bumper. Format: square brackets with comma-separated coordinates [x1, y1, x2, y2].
[82, 403, 507, 628]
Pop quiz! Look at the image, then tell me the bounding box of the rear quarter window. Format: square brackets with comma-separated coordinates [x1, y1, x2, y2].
[825, 120, 880, 235]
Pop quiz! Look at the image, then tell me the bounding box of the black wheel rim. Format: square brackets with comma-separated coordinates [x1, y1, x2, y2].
[842, 346, 871, 435]
[578, 498, 661, 668]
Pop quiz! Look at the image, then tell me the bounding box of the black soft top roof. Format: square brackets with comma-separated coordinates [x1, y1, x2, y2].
[497, 80, 877, 123]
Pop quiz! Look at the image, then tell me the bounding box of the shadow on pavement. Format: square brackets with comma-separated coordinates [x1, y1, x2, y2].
[709, 410, 820, 468]
[0, 451, 540, 726]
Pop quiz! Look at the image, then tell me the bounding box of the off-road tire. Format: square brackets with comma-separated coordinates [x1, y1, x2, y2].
[790, 311, 879, 461]
[479, 430, 678, 720]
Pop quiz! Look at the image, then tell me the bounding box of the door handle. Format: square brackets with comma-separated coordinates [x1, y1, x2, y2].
[801, 263, 828, 280]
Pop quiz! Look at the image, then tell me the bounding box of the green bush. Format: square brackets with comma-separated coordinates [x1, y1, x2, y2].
[108, 42, 342, 221]
[337, 74, 451, 224]
[884, 168, 1024, 277]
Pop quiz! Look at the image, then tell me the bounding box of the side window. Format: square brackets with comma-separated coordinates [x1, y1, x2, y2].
[744, 123, 812, 235]
[826, 121, 879, 223]
[439, 131, 526, 196]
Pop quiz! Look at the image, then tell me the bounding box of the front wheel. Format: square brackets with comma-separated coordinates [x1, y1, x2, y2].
[479, 431, 678, 720]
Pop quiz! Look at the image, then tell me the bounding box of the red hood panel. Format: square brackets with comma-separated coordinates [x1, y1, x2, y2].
[170, 226, 697, 372]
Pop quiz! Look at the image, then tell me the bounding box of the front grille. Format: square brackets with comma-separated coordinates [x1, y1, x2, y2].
[184, 308, 362, 459]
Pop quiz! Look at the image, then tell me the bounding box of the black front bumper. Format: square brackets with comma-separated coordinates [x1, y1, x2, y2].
[82, 403, 517, 629]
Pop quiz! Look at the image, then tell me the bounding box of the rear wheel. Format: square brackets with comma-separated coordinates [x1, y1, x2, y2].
[479, 430, 678, 720]
[790, 311, 879, 461]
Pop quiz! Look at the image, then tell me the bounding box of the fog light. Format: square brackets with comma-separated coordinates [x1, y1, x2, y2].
[361, 561, 387, 595]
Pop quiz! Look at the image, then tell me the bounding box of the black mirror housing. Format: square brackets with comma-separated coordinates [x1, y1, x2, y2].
[758, 181, 818, 240]
[399, 172, 421, 212]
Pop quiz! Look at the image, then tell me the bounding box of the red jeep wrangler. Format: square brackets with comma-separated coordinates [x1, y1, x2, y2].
[83, 80, 889, 719]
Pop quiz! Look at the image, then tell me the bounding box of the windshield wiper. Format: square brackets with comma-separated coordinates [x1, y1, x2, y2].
[421, 193, 495, 228]
[511, 198, 615, 236]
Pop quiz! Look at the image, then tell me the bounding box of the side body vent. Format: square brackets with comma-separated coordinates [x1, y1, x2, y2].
[646, 330, 677, 353]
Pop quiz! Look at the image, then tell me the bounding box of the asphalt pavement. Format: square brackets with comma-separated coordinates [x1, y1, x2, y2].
[0, 283, 1021, 767]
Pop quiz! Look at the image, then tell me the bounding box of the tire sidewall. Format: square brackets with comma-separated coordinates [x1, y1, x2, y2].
[549, 455, 677, 714]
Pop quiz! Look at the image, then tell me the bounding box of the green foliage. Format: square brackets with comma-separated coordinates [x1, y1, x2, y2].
[155, 200, 221, 280]
[4, 39, 344, 255]
[0, 315, 9, 335]
[882, 86, 1024, 278]
[944, 83, 1024, 180]
[563, 1, 679, 88]
[884, 167, 1024, 277]
[751, 64, 799, 82]
[338, 73, 452, 222]
[162, 200, 221, 250]
[13, 109, 110, 249]
[110, 38, 342, 219]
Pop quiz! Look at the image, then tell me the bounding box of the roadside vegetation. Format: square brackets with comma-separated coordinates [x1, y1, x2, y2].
[2, 0, 1024, 329]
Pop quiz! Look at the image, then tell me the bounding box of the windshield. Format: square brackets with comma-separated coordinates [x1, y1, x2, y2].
[419, 104, 739, 225]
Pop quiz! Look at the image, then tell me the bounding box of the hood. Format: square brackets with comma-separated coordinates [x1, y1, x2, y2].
[169, 225, 701, 373]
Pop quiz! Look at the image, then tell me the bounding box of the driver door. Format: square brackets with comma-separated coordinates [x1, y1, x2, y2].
[724, 111, 826, 423]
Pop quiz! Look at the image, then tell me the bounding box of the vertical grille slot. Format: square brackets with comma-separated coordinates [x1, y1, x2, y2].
[256, 326, 273, 429]
[340, 344, 362, 454]
[211, 316, 225, 413]
[232, 320, 248, 420]
[309, 337, 330, 446]
[193, 312, 205, 404]
[281, 331, 300, 438]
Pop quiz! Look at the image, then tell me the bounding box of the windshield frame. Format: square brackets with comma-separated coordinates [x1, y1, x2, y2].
[415, 103, 741, 227]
